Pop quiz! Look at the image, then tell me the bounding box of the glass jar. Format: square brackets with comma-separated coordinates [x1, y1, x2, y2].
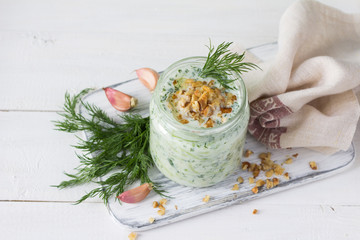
[149, 57, 249, 187]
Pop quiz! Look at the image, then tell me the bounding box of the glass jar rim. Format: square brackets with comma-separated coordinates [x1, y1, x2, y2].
[153, 56, 248, 135]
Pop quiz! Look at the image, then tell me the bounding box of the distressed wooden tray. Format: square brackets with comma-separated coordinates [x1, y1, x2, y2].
[79, 42, 355, 231]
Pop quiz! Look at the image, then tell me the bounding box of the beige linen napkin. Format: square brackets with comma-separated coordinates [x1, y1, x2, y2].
[243, 0, 360, 154]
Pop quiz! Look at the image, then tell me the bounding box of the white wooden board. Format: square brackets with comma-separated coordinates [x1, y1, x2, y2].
[79, 43, 355, 231]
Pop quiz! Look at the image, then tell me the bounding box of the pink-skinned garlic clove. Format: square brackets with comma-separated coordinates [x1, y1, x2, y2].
[136, 68, 159, 92]
[117, 183, 152, 203]
[103, 87, 137, 112]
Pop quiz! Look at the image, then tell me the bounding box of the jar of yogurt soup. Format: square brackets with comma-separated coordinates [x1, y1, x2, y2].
[149, 56, 249, 187]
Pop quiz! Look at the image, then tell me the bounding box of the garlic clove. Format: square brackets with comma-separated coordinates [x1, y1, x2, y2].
[103, 87, 138, 112]
[117, 183, 152, 203]
[136, 68, 159, 92]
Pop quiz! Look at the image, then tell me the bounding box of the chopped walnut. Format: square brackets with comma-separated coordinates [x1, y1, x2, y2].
[309, 161, 317, 170]
[158, 204, 165, 211]
[152, 201, 159, 208]
[273, 178, 279, 187]
[252, 165, 261, 178]
[168, 79, 238, 127]
[237, 176, 244, 184]
[266, 179, 274, 189]
[157, 209, 165, 216]
[242, 161, 250, 170]
[232, 184, 239, 190]
[284, 158, 293, 164]
[284, 172, 290, 180]
[175, 205, 178, 210]
[180, 119, 189, 124]
[274, 164, 285, 176]
[220, 107, 232, 114]
[249, 177, 255, 184]
[159, 199, 167, 205]
[244, 149, 254, 158]
[128, 232, 137, 240]
[203, 195, 210, 203]
[252, 209, 258, 214]
[265, 169, 274, 178]
[149, 217, 155, 224]
[259, 152, 271, 160]
[255, 179, 265, 187]
[251, 186, 259, 194]
[292, 153, 299, 158]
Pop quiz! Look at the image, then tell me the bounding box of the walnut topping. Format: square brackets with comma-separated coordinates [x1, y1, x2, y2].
[232, 184, 239, 190]
[205, 118, 214, 128]
[167, 78, 238, 127]
[237, 176, 244, 184]
[220, 107, 232, 114]
[251, 186, 259, 194]
[309, 161, 317, 170]
[244, 149, 254, 158]
[180, 119, 189, 124]
[198, 92, 208, 110]
[203, 195, 210, 203]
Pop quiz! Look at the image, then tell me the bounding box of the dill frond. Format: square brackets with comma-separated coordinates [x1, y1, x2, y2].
[200, 41, 260, 89]
[53, 89, 164, 204]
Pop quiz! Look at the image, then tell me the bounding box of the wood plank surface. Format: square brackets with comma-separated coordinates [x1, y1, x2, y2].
[1, 0, 360, 239]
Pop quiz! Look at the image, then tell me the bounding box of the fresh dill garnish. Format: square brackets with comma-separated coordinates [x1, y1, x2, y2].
[53, 88, 164, 204]
[200, 41, 260, 89]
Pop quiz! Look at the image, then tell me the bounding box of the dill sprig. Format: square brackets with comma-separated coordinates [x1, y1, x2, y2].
[200, 41, 260, 89]
[53, 88, 164, 204]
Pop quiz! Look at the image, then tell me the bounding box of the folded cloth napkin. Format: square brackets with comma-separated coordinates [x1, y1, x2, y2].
[243, 0, 360, 154]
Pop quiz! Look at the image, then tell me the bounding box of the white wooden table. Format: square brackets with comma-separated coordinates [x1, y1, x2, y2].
[1, 0, 360, 239]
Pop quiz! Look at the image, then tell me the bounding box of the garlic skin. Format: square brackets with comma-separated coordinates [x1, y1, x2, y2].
[103, 87, 137, 112]
[117, 183, 152, 203]
[136, 68, 159, 92]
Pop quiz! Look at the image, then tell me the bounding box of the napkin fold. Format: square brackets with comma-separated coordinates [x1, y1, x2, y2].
[243, 0, 360, 154]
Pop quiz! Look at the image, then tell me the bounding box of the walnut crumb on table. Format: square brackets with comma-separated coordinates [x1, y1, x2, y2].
[248, 177, 255, 184]
[309, 161, 317, 170]
[152, 201, 159, 208]
[232, 184, 239, 190]
[159, 198, 167, 205]
[255, 179, 265, 187]
[203, 195, 210, 202]
[253, 209, 258, 214]
[157, 209, 165, 216]
[251, 186, 259, 194]
[237, 176, 244, 184]
[284, 158, 293, 164]
[149, 217, 155, 224]
[128, 232, 137, 240]
[244, 149, 254, 157]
